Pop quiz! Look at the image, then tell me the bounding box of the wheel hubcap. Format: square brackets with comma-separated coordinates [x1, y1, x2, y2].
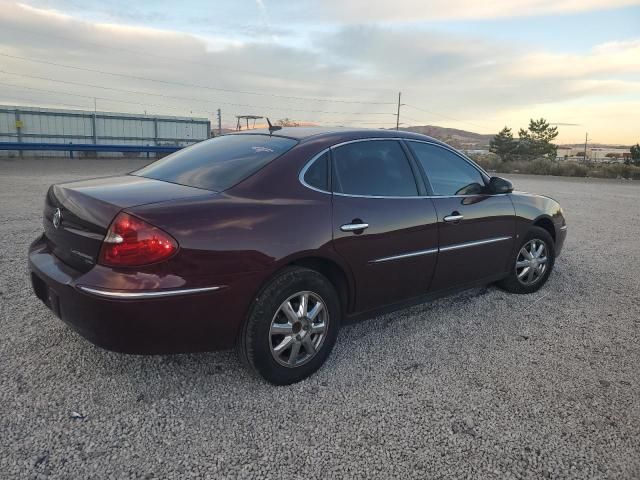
[516, 239, 549, 286]
[269, 291, 329, 368]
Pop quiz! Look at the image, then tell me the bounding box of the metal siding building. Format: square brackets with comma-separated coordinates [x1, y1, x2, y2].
[0, 105, 211, 157]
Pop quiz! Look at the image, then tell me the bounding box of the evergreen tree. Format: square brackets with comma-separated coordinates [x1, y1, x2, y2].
[631, 143, 640, 166]
[517, 118, 559, 160]
[489, 127, 516, 161]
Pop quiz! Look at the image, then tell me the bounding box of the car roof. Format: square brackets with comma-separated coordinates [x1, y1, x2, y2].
[228, 126, 448, 146]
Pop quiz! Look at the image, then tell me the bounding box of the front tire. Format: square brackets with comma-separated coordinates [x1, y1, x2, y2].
[237, 267, 341, 385]
[497, 226, 555, 294]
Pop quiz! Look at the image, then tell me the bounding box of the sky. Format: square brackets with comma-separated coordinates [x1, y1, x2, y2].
[0, 0, 639, 144]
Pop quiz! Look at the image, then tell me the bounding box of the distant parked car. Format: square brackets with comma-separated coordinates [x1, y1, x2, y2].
[29, 127, 567, 384]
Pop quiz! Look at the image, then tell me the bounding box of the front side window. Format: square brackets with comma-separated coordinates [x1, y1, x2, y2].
[332, 140, 418, 197]
[134, 134, 298, 191]
[408, 142, 486, 196]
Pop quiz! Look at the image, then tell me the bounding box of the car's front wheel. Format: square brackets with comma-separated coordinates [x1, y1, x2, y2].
[497, 226, 555, 294]
[237, 266, 341, 385]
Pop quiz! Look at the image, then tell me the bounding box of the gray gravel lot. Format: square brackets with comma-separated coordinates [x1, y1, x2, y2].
[1, 157, 639, 479]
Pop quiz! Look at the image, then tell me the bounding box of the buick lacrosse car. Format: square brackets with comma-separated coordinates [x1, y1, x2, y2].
[29, 127, 567, 384]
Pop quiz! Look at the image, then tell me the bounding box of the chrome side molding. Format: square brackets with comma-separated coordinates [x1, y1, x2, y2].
[369, 236, 512, 263]
[369, 248, 438, 263]
[439, 236, 512, 252]
[77, 285, 224, 299]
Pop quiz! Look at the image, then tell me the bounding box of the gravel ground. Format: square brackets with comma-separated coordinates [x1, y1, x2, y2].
[1, 158, 639, 479]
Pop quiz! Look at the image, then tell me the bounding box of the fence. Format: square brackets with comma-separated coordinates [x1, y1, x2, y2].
[0, 142, 184, 158]
[0, 105, 211, 158]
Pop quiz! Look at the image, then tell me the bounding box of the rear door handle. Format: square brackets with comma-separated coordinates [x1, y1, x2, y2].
[340, 223, 369, 232]
[443, 214, 464, 223]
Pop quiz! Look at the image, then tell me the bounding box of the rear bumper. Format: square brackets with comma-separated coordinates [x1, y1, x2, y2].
[28, 235, 266, 354]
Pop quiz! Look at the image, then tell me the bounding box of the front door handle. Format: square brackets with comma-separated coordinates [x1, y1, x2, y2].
[443, 213, 464, 223]
[340, 223, 369, 232]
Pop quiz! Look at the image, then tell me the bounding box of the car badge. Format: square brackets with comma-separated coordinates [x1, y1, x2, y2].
[53, 208, 62, 229]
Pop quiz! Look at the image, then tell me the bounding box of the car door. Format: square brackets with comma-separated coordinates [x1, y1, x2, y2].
[405, 140, 516, 291]
[329, 139, 439, 312]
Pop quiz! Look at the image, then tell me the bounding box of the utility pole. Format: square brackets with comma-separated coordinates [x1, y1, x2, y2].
[395, 91, 402, 130]
[92, 98, 98, 145]
[583, 132, 588, 163]
[217, 109, 222, 136]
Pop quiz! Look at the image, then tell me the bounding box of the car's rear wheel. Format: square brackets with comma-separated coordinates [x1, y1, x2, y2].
[237, 266, 341, 385]
[497, 226, 555, 294]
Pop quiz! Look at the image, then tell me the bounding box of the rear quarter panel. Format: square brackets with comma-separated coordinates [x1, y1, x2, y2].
[119, 141, 343, 322]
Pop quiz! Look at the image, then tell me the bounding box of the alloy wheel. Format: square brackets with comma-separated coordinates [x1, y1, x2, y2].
[516, 239, 548, 286]
[269, 291, 329, 368]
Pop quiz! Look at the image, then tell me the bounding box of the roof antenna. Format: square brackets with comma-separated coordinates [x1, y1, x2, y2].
[266, 118, 282, 134]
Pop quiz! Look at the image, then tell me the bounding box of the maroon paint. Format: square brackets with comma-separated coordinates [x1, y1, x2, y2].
[28, 128, 566, 354]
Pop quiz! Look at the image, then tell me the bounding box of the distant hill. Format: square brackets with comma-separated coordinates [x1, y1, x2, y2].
[559, 143, 631, 149]
[397, 126, 631, 151]
[397, 125, 495, 150]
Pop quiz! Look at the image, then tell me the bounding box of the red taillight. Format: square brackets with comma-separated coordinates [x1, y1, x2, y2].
[99, 212, 178, 267]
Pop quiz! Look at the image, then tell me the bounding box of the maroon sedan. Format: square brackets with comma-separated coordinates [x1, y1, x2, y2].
[29, 127, 567, 384]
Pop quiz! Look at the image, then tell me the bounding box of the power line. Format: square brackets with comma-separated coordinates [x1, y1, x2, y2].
[0, 81, 211, 116]
[0, 52, 396, 106]
[0, 93, 99, 111]
[399, 114, 426, 124]
[0, 74, 490, 132]
[0, 53, 490, 131]
[0, 70, 394, 115]
[311, 120, 395, 126]
[0, 82, 394, 127]
[0, 92, 397, 132]
[0, 74, 394, 117]
[0, 53, 492, 131]
[1, 24, 396, 97]
[0, 33, 497, 132]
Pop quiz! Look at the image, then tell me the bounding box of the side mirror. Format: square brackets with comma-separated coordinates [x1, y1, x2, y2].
[488, 176, 513, 194]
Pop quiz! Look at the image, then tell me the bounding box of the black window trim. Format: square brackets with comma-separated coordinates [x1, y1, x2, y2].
[403, 139, 492, 197]
[298, 137, 501, 199]
[330, 138, 422, 198]
[299, 149, 332, 194]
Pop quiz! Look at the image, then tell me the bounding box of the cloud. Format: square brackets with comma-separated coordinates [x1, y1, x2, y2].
[320, 26, 505, 79]
[511, 39, 640, 78]
[499, 99, 640, 144]
[306, 0, 640, 22]
[0, 2, 396, 120]
[317, 26, 640, 113]
[0, 1, 639, 143]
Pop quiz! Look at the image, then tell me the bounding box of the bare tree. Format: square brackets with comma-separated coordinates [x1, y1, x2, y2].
[276, 118, 300, 127]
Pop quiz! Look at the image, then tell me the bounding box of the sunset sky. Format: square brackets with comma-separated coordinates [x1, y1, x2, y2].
[1, 0, 639, 144]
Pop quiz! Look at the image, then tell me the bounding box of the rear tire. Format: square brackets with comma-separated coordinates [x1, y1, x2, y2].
[237, 266, 341, 385]
[497, 226, 555, 294]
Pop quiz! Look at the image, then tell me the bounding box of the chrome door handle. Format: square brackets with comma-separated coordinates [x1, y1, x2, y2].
[443, 214, 464, 223]
[340, 223, 369, 232]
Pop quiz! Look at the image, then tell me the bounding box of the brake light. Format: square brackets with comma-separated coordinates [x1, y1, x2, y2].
[99, 212, 178, 267]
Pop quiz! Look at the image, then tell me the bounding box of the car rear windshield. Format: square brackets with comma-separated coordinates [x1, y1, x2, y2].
[133, 134, 298, 191]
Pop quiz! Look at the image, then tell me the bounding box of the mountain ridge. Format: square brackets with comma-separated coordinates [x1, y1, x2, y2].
[396, 125, 494, 149]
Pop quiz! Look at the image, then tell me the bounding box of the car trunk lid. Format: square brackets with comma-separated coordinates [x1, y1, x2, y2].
[43, 175, 210, 272]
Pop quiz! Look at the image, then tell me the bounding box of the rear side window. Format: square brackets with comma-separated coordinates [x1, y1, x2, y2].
[133, 134, 297, 191]
[303, 152, 329, 191]
[332, 140, 418, 196]
[408, 141, 486, 196]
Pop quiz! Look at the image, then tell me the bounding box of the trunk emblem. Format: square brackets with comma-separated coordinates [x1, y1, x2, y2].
[52, 208, 62, 229]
